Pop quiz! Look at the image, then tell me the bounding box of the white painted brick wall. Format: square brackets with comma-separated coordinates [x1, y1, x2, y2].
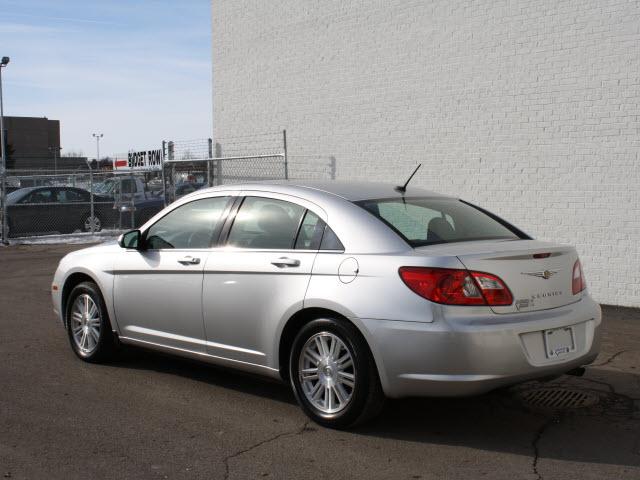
[212, 0, 640, 307]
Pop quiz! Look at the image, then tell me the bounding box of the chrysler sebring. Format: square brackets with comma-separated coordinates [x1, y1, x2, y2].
[51, 181, 601, 428]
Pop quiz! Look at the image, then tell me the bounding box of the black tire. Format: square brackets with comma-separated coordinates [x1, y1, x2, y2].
[6, 218, 14, 238]
[65, 281, 115, 363]
[289, 317, 385, 429]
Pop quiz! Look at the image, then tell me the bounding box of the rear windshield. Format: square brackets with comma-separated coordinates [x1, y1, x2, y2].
[356, 197, 524, 247]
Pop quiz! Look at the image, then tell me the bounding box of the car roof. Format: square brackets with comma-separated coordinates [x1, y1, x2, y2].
[197, 180, 453, 202]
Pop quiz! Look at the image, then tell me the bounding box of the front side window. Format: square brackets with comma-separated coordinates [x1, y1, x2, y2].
[23, 189, 54, 204]
[357, 197, 522, 247]
[145, 196, 230, 249]
[227, 197, 305, 249]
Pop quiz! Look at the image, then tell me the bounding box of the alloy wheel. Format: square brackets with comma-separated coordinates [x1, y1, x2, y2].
[70, 293, 101, 355]
[84, 215, 101, 232]
[298, 331, 356, 414]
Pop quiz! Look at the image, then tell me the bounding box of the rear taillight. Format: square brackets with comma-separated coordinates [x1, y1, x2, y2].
[398, 267, 513, 306]
[572, 259, 587, 294]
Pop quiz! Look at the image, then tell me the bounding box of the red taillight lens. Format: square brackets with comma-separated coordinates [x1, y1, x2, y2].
[398, 267, 513, 306]
[469, 271, 513, 305]
[572, 259, 587, 294]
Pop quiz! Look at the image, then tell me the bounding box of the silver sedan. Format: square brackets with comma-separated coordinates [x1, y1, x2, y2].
[51, 181, 601, 428]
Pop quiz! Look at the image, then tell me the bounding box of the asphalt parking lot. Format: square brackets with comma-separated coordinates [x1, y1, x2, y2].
[1, 244, 639, 480]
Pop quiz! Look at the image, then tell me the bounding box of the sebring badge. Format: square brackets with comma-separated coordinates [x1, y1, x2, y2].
[521, 269, 558, 280]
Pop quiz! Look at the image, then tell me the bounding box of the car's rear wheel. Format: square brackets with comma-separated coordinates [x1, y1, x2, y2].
[289, 317, 385, 429]
[66, 282, 115, 362]
[82, 214, 102, 232]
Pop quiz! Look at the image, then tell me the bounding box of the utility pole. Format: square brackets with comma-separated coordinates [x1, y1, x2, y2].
[1, 56, 10, 244]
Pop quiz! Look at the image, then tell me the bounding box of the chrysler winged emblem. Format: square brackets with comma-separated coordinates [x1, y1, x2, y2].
[521, 269, 558, 280]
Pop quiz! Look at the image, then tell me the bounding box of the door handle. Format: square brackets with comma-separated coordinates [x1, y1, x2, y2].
[178, 255, 200, 265]
[271, 257, 301, 268]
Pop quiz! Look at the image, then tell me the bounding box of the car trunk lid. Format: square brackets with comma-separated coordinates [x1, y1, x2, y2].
[415, 239, 580, 313]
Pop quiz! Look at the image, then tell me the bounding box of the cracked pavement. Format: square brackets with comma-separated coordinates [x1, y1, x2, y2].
[1, 244, 639, 479]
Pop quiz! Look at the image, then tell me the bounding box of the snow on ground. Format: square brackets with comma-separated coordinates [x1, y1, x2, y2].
[5, 230, 122, 245]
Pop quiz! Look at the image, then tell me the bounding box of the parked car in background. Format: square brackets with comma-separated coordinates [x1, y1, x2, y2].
[175, 182, 205, 199]
[118, 195, 166, 229]
[92, 176, 148, 201]
[91, 176, 166, 229]
[51, 181, 601, 428]
[5, 186, 115, 237]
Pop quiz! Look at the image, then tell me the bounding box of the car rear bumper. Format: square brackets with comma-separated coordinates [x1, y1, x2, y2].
[359, 296, 602, 398]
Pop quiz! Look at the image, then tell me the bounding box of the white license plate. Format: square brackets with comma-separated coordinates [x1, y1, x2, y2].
[543, 326, 576, 358]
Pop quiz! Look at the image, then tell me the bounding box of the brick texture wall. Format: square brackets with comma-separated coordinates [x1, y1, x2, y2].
[212, 0, 640, 307]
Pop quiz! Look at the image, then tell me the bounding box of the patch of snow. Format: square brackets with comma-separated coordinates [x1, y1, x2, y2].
[6, 230, 122, 245]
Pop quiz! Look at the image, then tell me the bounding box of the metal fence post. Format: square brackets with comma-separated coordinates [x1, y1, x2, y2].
[168, 141, 175, 203]
[282, 129, 288, 180]
[207, 138, 213, 187]
[88, 162, 94, 234]
[0, 65, 7, 244]
[215, 142, 222, 185]
[130, 171, 135, 228]
[161, 141, 167, 207]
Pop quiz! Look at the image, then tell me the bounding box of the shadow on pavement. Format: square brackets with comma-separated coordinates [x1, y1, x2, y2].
[108, 344, 640, 470]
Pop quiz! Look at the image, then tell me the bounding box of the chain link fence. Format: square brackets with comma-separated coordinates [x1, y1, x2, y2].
[164, 131, 288, 203]
[0, 131, 336, 242]
[1, 167, 165, 240]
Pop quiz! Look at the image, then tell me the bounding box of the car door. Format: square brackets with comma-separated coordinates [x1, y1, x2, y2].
[9, 190, 39, 235]
[55, 188, 89, 233]
[202, 192, 326, 368]
[113, 194, 234, 353]
[18, 188, 54, 234]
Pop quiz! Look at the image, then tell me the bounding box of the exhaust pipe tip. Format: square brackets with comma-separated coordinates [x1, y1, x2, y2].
[565, 367, 586, 377]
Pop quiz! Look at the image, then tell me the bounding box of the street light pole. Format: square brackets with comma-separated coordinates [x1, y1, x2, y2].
[93, 133, 102, 165]
[0, 56, 10, 244]
[90, 133, 103, 234]
[48, 146, 61, 174]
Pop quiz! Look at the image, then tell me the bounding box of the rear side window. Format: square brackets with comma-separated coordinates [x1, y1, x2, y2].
[294, 211, 344, 251]
[295, 210, 325, 250]
[227, 197, 305, 249]
[356, 197, 522, 247]
[319, 226, 344, 251]
[57, 189, 86, 203]
[121, 179, 136, 194]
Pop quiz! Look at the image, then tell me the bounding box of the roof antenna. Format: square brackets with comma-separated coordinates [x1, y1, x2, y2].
[395, 164, 421, 194]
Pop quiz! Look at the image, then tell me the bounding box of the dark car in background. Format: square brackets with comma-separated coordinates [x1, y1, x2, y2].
[5, 186, 116, 237]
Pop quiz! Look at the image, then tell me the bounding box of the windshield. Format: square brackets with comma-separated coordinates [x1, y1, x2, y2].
[93, 180, 115, 195]
[6, 189, 28, 204]
[356, 197, 525, 247]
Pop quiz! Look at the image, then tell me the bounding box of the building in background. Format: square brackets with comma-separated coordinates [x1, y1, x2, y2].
[211, 0, 640, 308]
[1, 116, 86, 170]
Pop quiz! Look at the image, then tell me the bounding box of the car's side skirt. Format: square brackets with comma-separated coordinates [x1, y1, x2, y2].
[118, 336, 281, 380]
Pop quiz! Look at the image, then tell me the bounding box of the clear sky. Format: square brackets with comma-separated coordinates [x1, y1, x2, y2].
[0, 0, 211, 158]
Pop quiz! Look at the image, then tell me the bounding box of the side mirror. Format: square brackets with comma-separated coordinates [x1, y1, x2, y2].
[118, 229, 141, 249]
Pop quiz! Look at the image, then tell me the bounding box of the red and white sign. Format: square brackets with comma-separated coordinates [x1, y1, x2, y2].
[114, 149, 163, 171]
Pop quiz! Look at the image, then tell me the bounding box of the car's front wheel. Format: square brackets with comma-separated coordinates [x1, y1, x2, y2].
[66, 282, 115, 362]
[289, 317, 385, 428]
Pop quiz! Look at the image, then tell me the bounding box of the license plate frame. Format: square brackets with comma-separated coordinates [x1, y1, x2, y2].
[543, 326, 576, 359]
